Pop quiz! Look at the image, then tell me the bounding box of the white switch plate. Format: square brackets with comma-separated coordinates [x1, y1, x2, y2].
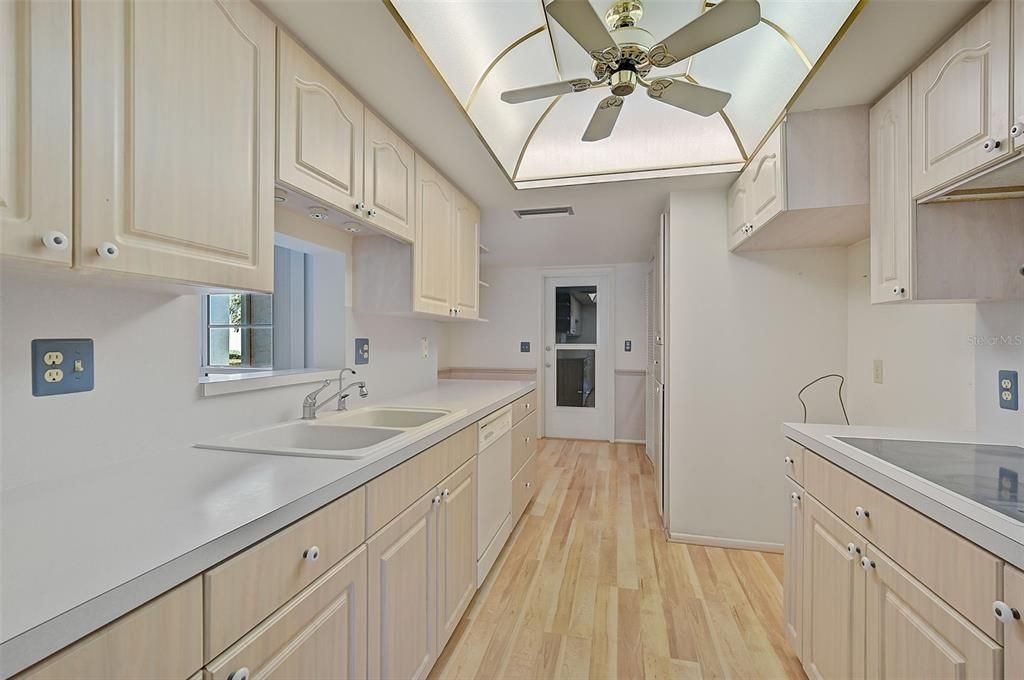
[873, 359, 884, 384]
[420, 336, 429, 359]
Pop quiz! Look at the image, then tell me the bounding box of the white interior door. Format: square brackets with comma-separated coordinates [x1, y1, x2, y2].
[543, 274, 611, 440]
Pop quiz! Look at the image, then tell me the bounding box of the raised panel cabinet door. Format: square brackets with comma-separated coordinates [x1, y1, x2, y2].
[205, 547, 368, 680]
[437, 459, 477, 652]
[864, 546, 1001, 680]
[749, 124, 786, 230]
[1, 0, 72, 266]
[278, 30, 364, 216]
[802, 496, 866, 680]
[364, 109, 415, 241]
[452, 190, 480, 319]
[869, 77, 914, 304]
[1015, 0, 1024, 151]
[413, 154, 455, 317]
[1004, 564, 1024, 671]
[784, 477, 804, 661]
[76, 0, 275, 291]
[367, 489, 439, 680]
[726, 173, 751, 249]
[911, 0, 1011, 197]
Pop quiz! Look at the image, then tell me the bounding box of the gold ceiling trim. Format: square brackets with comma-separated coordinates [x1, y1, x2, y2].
[466, 26, 547, 112]
[515, 159, 745, 184]
[761, 17, 813, 70]
[512, 95, 564, 180]
[679, 73, 747, 160]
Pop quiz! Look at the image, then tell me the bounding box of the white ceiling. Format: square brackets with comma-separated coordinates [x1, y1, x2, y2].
[261, 0, 982, 267]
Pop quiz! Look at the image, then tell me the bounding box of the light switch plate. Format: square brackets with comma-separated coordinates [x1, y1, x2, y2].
[354, 338, 369, 365]
[624, 340, 632, 352]
[999, 370, 1019, 410]
[873, 359, 884, 385]
[32, 339, 94, 396]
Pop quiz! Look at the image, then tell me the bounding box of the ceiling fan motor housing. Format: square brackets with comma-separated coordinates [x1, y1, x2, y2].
[609, 68, 638, 96]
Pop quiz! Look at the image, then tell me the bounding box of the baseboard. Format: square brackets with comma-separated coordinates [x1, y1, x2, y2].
[614, 438, 645, 444]
[667, 531, 784, 554]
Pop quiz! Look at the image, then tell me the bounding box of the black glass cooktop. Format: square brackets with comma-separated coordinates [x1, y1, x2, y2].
[836, 438, 1024, 523]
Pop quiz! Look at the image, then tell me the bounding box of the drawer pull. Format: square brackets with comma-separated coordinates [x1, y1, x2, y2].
[784, 456, 793, 465]
[441, 488, 450, 498]
[791, 492, 802, 507]
[432, 495, 442, 505]
[302, 546, 320, 562]
[525, 481, 532, 488]
[982, 138, 1002, 152]
[846, 542, 861, 556]
[227, 668, 250, 680]
[42, 231, 69, 251]
[993, 601, 1021, 623]
[854, 506, 870, 519]
[860, 556, 876, 571]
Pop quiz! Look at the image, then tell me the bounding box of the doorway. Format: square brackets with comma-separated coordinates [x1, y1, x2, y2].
[543, 272, 612, 440]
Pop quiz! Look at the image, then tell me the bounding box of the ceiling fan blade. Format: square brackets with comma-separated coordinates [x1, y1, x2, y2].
[647, 79, 731, 117]
[501, 78, 592, 104]
[582, 95, 624, 142]
[546, 0, 620, 64]
[648, 0, 760, 68]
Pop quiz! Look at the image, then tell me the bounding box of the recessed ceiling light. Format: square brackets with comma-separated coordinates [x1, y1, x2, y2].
[308, 207, 329, 220]
[344, 222, 362, 233]
[274, 188, 288, 203]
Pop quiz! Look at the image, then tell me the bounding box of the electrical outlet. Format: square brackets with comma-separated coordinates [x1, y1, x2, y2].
[520, 341, 531, 353]
[354, 338, 369, 365]
[32, 339, 94, 396]
[624, 340, 632, 352]
[999, 370, 1019, 411]
[873, 359, 884, 385]
[420, 336, 429, 359]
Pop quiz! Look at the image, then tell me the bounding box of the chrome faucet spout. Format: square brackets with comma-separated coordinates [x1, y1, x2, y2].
[300, 369, 367, 420]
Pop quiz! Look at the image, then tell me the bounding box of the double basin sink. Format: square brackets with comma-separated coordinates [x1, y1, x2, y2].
[197, 407, 461, 459]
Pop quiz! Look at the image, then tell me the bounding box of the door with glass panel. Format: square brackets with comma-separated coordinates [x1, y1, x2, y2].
[544, 275, 611, 440]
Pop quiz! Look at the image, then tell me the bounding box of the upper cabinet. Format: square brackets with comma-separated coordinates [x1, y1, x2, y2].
[0, 0, 72, 267]
[364, 110, 416, 242]
[727, 106, 869, 253]
[911, 0, 1012, 198]
[77, 0, 276, 291]
[1014, 0, 1024, 152]
[451, 191, 480, 320]
[413, 155, 456, 317]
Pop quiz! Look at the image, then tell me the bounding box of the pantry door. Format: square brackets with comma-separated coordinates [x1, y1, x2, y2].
[543, 272, 612, 441]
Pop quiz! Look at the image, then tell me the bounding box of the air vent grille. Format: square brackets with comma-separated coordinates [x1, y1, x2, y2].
[513, 206, 575, 219]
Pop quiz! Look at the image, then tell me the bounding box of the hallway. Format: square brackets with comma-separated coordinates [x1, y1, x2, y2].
[431, 439, 804, 679]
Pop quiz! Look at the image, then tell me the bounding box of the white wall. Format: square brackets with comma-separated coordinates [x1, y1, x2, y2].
[975, 301, 1024, 444]
[665, 190, 849, 548]
[845, 240, 977, 431]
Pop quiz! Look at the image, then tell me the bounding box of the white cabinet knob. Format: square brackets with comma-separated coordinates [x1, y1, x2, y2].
[892, 285, 906, 297]
[96, 242, 119, 259]
[42, 231, 69, 251]
[784, 456, 793, 465]
[545, 362, 552, 368]
[227, 668, 250, 680]
[854, 506, 870, 519]
[1011, 121, 1023, 138]
[432, 495, 442, 505]
[367, 208, 378, 218]
[993, 600, 1021, 623]
[355, 201, 366, 211]
[525, 481, 532, 488]
[846, 542, 859, 556]
[302, 546, 320, 562]
[860, 556, 876, 571]
[982, 138, 1002, 152]
[441, 488, 450, 498]
[790, 491, 801, 507]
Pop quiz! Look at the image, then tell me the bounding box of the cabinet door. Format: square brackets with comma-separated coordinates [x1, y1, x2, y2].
[206, 547, 368, 680]
[437, 459, 476, 652]
[1005, 564, 1024, 671]
[726, 173, 751, 249]
[1015, 0, 1024, 151]
[413, 155, 455, 317]
[76, 0, 275, 291]
[277, 30, 364, 217]
[1, 0, 72, 266]
[869, 77, 914, 304]
[364, 109, 415, 241]
[911, 0, 1011, 197]
[749, 125, 786, 230]
[802, 496, 865, 680]
[865, 546, 1001, 680]
[784, 478, 804, 661]
[452, 191, 480, 319]
[367, 489, 439, 680]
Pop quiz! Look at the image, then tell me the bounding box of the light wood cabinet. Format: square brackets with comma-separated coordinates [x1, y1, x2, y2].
[413, 154, 456, 317]
[76, 0, 275, 292]
[364, 110, 416, 241]
[437, 459, 477, 651]
[511, 452, 538, 525]
[869, 77, 914, 304]
[511, 410, 537, 478]
[17, 578, 202, 680]
[511, 392, 537, 424]
[726, 172, 752, 250]
[801, 496, 865, 680]
[1, 0, 72, 267]
[911, 0, 1012, 197]
[864, 545, 1001, 680]
[1015, 0, 1024, 152]
[784, 477, 804, 662]
[277, 30, 364, 217]
[367, 488, 439, 680]
[205, 546, 368, 680]
[748, 125, 787, 229]
[1004, 564, 1024, 671]
[452, 190, 481, 319]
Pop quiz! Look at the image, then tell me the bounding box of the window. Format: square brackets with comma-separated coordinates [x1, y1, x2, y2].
[205, 293, 274, 369]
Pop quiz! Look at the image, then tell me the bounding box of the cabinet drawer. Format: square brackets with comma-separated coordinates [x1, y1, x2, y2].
[511, 411, 537, 478]
[512, 453, 537, 525]
[203, 488, 366, 661]
[206, 545, 367, 680]
[805, 452, 1003, 640]
[784, 442, 804, 483]
[366, 426, 475, 536]
[511, 391, 536, 424]
[18, 578, 202, 680]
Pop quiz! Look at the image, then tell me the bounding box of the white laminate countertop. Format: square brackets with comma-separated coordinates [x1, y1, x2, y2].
[0, 379, 534, 677]
[784, 422, 1024, 571]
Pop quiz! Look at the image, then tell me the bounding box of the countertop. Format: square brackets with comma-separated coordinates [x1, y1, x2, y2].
[0, 379, 534, 677]
[784, 422, 1024, 570]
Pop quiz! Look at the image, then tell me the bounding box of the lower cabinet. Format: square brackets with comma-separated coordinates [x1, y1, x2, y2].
[1005, 565, 1024, 671]
[438, 459, 477, 650]
[783, 477, 803, 661]
[206, 546, 368, 680]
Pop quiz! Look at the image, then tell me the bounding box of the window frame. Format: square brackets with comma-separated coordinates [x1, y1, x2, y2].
[200, 293, 275, 374]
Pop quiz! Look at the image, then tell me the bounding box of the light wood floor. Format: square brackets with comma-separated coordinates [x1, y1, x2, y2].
[431, 439, 805, 680]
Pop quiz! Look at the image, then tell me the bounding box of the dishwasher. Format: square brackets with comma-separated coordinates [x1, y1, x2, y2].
[476, 406, 512, 582]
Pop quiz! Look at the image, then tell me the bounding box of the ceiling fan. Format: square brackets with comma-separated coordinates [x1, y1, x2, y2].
[501, 0, 760, 141]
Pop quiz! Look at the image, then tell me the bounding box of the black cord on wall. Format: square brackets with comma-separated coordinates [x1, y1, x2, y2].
[797, 373, 850, 425]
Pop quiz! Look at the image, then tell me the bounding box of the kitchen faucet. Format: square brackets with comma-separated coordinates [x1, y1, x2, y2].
[301, 368, 368, 420]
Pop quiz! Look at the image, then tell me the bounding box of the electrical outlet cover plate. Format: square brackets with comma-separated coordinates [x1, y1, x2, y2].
[625, 340, 632, 352]
[354, 338, 369, 365]
[999, 370, 1019, 411]
[520, 341, 531, 353]
[32, 339, 94, 396]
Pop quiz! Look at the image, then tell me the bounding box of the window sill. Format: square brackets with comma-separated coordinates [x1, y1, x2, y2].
[199, 368, 340, 397]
